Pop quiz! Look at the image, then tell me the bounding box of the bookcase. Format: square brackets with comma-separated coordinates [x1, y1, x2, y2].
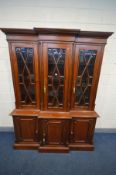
[1, 28, 112, 152]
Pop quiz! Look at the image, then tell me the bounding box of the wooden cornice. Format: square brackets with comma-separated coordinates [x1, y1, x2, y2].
[0, 27, 113, 39]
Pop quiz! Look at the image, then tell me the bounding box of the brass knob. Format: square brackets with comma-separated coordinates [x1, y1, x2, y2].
[71, 131, 73, 135]
[43, 138, 45, 143]
[35, 130, 38, 134]
[55, 73, 58, 76]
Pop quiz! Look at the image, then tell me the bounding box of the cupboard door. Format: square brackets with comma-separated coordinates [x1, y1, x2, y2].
[42, 43, 72, 111]
[10, 43, 40, 108]
[70, 118, 96, 144]
[39, 119, 70, 146]
[71, 45, 102, 110]
[13, 116, 38, 142]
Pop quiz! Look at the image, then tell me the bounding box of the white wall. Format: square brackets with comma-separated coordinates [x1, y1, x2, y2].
[0, 0, 116, 128]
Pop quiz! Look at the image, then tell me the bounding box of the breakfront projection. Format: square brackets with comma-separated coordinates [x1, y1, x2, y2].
[1, 27, 112, 152]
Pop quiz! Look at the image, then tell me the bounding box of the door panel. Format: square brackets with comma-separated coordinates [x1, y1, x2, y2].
[70, 118, 96, 143]
[13, 116, 38, 142]
[11, 43, 40, 108]
[71, 45, 101, 110]
[47, 121, 62, 144]
[40, 119, 70, 146]
[42, 43, 72, 111]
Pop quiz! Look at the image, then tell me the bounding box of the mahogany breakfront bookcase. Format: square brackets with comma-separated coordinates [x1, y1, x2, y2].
[1, 28, 112, 152]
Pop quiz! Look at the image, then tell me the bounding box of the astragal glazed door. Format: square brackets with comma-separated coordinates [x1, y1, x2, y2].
[42, 43, 72, 111]
[71, 45, 102, 110]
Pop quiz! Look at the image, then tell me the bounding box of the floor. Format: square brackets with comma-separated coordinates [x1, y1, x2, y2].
[0, 132, 116, 175]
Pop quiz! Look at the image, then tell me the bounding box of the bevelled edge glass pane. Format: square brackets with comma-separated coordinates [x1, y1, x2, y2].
[15, 47, 36, 106]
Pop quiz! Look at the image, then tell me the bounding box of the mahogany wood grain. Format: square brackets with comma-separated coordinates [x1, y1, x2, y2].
[1, 27, 112, 152]
[11, 109, 99, 118]
[1, 27, 113, 38]
[13, 116, 38, 142]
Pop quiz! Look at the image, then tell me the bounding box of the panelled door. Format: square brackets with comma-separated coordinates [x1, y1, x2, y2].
[42, 43, 72, 111]
[13, 116, 38, 142]
[70, 118, 96, 144]
[39, 119, 70, 146]
[71, 45, 102, 110]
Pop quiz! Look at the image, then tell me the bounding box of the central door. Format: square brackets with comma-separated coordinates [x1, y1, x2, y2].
[42, 43, 72, 111]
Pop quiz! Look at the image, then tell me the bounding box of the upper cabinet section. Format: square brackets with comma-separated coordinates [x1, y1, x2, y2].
[1, 27, 113, 111]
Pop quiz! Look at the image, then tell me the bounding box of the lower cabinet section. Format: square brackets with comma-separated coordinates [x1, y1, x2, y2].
[69, 118, 96, 150]
[12, 115, 96, 152]
[13, 116, 39, 149]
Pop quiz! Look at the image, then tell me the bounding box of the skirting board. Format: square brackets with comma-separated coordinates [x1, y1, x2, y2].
[95, 128, 116, 133]
[0, 127, 14, 132]
[0, 127, 116, 133]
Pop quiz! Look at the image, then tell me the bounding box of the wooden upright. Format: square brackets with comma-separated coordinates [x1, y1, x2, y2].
[1, 28, 112, 152]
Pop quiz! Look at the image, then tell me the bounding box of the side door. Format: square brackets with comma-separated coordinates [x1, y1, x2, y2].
[13, 116, 38, 142]
[70, 118, 96, 144]
[71, 45, 103, 110]
[10, 43, 40, 108]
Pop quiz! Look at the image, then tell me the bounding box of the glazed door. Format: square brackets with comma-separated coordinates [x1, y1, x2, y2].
[42, 43, 72, 111]
[10, 43, 40, 108]
[71, 45, 102, 110]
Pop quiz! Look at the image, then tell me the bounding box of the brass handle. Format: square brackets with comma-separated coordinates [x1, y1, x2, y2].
[44, 79, 46, 94]
[73, 86, 75, 94]
[35, 130, 38, 135]
[73, 80, 76, 94]
[43, 130, 46, 144]
[44, 86, 46, 94]
[43, 138, 45, 143]
[71, 130, 73, 135]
